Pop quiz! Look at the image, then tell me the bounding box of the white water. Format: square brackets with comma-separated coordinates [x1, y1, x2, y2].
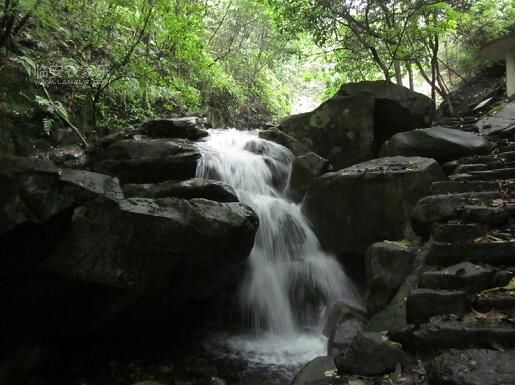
[196, 129, 360, 370]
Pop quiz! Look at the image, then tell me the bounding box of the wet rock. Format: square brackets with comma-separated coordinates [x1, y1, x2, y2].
[406, 289, 470, 324]
[328, 317, 364, 356]
[419, 262, 497, 293]
[427, 349, 515, 385]
[142, 117, 208, 140]
[258, 127, 311, 156]
[280, 92, 375, 169]
[40, 144, 90, 168]
[123, 178, 238, 202]
[291, 356, 335, 385]
[322, 300, 367, 338]
[334, 332, 406, 376]
[365, 241, 416, 314]
[380, 127, 493, 163]
[338, 80, 434, 145]
[288, 152, 330, 201]
[303, 157, 445, 258]
[94, 138, 200, 183]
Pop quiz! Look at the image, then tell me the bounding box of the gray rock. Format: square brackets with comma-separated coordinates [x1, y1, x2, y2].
[366, 241, 416, 314]
[291, 356, 335, 385]
[334, 332, 406, 376]
[380, 126, 493, 163]
[431, 223, 486, 243]
[406, 289, 470, 324]
[280, 92, 375, 169]
[46, 196, 258, 301]
[303, 157, 445, 259]
[288, 152, 330, 201]
[427, 349, 515, 385]
[94, 138, 200, 183]
[328, 317, 364, 356]
[338, 80, 434, 145]
[123, 178, 238, 202]
[427, 241, 515, 266]
[322, 300, 367, 338]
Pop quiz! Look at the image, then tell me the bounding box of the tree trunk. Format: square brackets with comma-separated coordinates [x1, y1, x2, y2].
[394, 60, 403, 86]
[407, 62, 414, 91]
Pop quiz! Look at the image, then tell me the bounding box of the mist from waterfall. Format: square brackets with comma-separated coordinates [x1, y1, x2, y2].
[196, 128, 360, 368]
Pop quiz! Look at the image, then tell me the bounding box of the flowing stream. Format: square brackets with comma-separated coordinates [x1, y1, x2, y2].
[196, 129, 360, 381]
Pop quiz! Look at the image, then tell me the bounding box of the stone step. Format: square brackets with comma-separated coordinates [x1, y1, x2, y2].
[431, 223, 486, 242]
[451, 167, 515, 181]
[419, 262, 512, 293]
[406, 289, 470, 324]
[431, 180, 513, 194]
[475, 291, 515, 313]
[412, 318, 515, 350]
[412, 192, 503, 235]
[497, 142, 515, 153]
[461, 205, 510, 226]
[426, 241, 515, 266]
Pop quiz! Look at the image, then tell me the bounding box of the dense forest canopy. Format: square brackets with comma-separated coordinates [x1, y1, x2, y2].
[0, 0, 514, 140]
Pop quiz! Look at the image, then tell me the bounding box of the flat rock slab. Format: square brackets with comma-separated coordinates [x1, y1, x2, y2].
[380, 126, 493, 163]
[304, 156, 445, 258]
[431, 180, 509, 194]
[94, 138, 200, 184]
[123, 178, 238, 202]
[427, 348, 515, 385]
[142, 117, 208, 140]
[413, 319, 515, 350]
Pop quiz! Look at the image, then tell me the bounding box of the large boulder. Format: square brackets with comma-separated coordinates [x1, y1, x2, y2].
[93, 138, 200, 184]
[4, 196, 258, 338]
[380, 126, 493, 163]
[303, 157, 445, 260]
[279, 92, 375, 169]
[338, 80, 434, 145]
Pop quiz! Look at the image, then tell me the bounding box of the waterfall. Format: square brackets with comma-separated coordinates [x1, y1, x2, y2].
[196, 129, 360, 340]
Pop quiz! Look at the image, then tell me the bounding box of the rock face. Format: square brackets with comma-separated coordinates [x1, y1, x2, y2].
[291, 356, 336, 385]
[123, 178, 238, 202]
[93, 138, 200, 183]
[380, 126, 493, 163]
[338, 80, 434, 145]
[303, 157, 445, 259]
[280, 92, 375, 169]
[288, 152, 330, 201]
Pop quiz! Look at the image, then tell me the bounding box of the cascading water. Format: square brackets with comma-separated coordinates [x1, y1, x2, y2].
[196, 129, 360, 379]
